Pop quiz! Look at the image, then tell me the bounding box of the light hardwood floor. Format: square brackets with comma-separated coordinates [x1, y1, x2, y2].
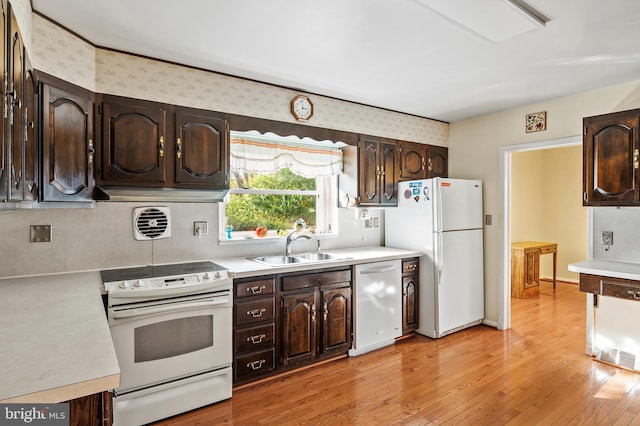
[155, 281, 640, 425]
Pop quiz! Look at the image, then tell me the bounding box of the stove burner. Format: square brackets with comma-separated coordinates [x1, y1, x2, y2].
[101, 261, 225, 283]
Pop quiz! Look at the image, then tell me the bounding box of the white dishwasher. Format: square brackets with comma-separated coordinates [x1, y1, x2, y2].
[349, 259, 402, 356]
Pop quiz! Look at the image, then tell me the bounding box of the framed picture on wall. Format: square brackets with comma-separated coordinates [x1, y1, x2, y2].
[526, 111, 547, 133]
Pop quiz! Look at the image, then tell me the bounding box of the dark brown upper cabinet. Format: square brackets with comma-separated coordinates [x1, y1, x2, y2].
[583, 108, 640, 206]
[358, 136, 398, 206]
[398, 141, 448, 182]
[39, 73, 95, 202]
[0, 2, 38, 204]
[98, 96, 167, 185]
[398, 141, 427, 181]
[426, 145, 448, 178]
[174, 106, 228, 187]
[97, 95, 229, 189]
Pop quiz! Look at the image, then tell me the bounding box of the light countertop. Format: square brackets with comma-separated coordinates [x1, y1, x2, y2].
[0, 271, 120, 403]
[0, 245, 419, 403]
[214, 246, 422, 278]
[569, 259, 640, 281]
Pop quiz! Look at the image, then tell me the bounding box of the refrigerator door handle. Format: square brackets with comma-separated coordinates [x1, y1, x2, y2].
[434, 177, 443, 232]
[436, 231, 444, 285]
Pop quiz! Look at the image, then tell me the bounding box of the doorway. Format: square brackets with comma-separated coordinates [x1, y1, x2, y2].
[497, 135, 585, 330]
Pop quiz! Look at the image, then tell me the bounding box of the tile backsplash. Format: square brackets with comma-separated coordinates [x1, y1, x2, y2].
[0, 203, 383, 279]
[592, 207, 640, 262]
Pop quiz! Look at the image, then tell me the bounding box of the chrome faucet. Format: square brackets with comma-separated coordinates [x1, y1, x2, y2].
[285, 231, 311, 255]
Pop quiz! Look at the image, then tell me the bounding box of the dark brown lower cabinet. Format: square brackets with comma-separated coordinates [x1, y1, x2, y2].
[233, 277, 277, 384]
[66, 390, 112, 426]
[233, 267, 352, 386]
[402, 258, 419, 334]
[281, 268, 352, 369]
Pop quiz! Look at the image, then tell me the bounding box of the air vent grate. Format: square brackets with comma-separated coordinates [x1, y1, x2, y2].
[133, 207, 171, 240]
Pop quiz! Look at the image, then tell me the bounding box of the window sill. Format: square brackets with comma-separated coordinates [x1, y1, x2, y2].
[218, 232, 338, 246]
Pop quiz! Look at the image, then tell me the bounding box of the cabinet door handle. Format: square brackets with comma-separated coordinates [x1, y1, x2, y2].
[634, 149, 639, 170]
[627, 290, 640, 300]
[428, 157, 433, 172]
[176, 138, 182, 159]
[247, 334, 266, 344]
[247, 308, 266, 318]
[406, 264, 417, 272]
[159, 136, 165, 158]
[247, 359, 266, 370]
[323, 302, 328, 321]
[88, 139, 95, 165]
[311, 303, 316, 322]
[247, 285, 266, 295]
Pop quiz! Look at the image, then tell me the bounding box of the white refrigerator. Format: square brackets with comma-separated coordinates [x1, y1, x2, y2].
[385, 178, 484, 338]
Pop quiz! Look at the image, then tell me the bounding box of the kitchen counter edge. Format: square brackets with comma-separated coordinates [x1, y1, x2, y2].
[568, 259, 640, 281]
[215, 246, 423, 278]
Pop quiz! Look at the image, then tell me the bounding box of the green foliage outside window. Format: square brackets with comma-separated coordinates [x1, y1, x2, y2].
[226, 168, 317, 232]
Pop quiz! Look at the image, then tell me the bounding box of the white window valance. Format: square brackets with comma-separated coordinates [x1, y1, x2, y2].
[230, 133, 343, 178]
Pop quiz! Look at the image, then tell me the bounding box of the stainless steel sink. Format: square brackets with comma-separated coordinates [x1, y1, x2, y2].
[249, 255, 304, 265]
[295, 252, 341, 261]
[248, 252, 348, 266]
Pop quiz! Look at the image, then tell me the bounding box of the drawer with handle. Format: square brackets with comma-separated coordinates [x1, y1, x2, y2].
[402, 258, 419, 274]
[234, 348, 276, 381]
[235, 298, 275, 325]
[235, 323, 275, 352]
[236, 278, 275, 298]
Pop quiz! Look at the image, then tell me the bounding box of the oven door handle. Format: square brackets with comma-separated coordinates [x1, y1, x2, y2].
[111, 297, 229, 320]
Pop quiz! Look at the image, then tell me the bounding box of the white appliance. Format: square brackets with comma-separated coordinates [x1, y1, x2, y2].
[385, 178, 484, 338]
[102, 261, 233, 426]
[349, 259, 403, 356]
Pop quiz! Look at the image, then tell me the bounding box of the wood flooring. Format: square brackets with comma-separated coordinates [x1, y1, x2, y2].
[155, 280, 640, 425]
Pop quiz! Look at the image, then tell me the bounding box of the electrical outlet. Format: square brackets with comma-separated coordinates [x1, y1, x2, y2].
[30, 225, 52, 242]
[364, 218, 372, 228]
[194, 221, 208, 236]
[601, 231, 613, 246]
[373, 217, 379, 228]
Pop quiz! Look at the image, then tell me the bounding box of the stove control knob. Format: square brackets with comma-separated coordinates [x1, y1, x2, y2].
[119, 281, 131, 289]
[215, 271, 223, 279]
[134, 279, 144, 288]
[203, 272, 212, 280]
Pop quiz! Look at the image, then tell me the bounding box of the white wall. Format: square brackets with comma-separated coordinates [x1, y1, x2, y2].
[449, 79, 640, 324]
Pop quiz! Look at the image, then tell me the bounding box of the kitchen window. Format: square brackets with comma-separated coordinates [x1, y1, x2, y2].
[220, 131, 344, 240]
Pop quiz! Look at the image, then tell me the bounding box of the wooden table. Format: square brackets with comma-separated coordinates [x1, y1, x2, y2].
[511, 241, 557, 298]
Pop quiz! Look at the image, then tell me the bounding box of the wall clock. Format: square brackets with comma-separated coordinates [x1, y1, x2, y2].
[290, 95, 314, 121]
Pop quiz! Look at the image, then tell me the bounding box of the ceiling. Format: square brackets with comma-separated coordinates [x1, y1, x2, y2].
[32, 0, 640, 123]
